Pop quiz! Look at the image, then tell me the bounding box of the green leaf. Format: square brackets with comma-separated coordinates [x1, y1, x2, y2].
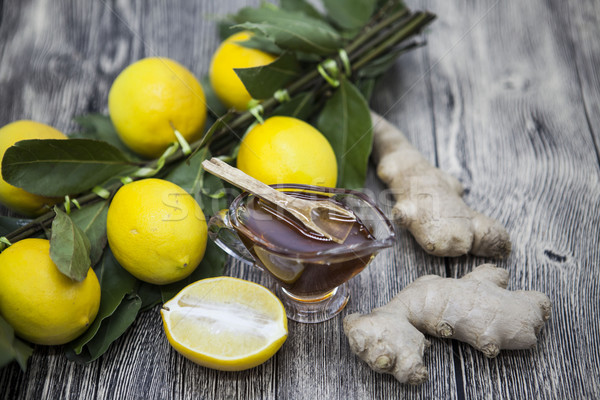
[164, 147, 227, 218]
[71, 114, 141, 161]
[234, 7, 341, 55]
[356, 78, 376, 102]
[137, 282, 163, 312]
[161, 240, 227, 302]
[235, 52, 302, 100]
[317, 77, 373, 189]
[201, 76, 228, 118]
[69, 200, 109, 267]
[272, 91, 318, 120]
[163, 146, 209, 195]
[280, 0, 324, 20]
[218, 2, 284, 42]
[377, 0, 408, 13]
[323, 0, 376, 30]
[2, 139, 135, 197]
[85, 294, 141, 360]
[50, 207, 91, 282]
[199, 172, 229, 219]
[0, 316, 16, 369]
[12, 337, 34, 371]
[0, 315, 33, 371]
[218, 19, 245, 41]
[357, 45, 418, 79]
[67, 294, 142, 364]
[0, 216, 32, 236]
[68, 248, 137, 355]
[237, 36, 283, 55]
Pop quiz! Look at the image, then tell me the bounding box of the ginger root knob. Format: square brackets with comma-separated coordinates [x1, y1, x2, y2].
[370, 111, 512, 258]
[343, 264, 551, 384]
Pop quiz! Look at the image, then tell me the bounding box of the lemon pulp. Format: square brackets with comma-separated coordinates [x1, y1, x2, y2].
[161, 277, 288, 371]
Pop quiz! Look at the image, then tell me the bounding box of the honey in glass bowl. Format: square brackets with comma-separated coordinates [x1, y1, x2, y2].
[208, 184, 396, 323]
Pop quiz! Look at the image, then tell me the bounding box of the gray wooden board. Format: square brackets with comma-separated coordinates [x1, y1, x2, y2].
[415, 0, 600, 398]
[0, 0, 598, 399]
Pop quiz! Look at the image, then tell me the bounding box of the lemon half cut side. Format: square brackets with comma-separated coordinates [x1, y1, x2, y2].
[161, 277, 288, 371]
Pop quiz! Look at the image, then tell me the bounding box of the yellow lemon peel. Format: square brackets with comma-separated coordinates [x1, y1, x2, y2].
[106, 179, 207, 285]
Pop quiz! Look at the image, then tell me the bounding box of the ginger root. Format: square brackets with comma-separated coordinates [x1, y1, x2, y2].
[370, 111, 511, 257]
[343, 264, 551, 385]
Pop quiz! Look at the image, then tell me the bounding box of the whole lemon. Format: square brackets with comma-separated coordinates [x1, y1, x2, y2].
[108, 57, 207, 158]
[0, 120, 67, 216]
[106, 178, 207, 285]
[209, 31, 277, 111]
[237, 116, 338, 187]
[0, 238, 101, 345]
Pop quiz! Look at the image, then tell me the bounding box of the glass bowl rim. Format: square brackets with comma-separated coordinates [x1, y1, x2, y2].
[228, 183, 396, 260]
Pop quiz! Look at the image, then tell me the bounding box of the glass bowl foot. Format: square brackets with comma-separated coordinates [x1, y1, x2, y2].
[275, 283, 349, 323]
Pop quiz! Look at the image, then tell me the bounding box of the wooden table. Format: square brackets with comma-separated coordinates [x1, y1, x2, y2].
[1, 0, 599, 398]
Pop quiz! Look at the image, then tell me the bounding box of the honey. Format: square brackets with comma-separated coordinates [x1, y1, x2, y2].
[236, 192, 376, 297]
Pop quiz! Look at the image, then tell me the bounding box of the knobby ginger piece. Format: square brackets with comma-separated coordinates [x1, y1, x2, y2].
[343, 264, 551, 385]
[370, 111, 511, 257]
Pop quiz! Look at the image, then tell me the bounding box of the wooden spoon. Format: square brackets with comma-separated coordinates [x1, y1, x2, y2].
[202, 158, 356, 244]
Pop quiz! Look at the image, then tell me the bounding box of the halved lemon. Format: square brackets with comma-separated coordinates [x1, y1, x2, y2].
[161, 277, 288, 371]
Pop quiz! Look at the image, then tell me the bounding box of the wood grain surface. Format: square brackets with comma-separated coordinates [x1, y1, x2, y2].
[1, 0, 598, 399]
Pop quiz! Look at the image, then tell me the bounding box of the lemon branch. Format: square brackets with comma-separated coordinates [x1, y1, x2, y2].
[205, 8, 435, 148]
[1, 4, 434, 247]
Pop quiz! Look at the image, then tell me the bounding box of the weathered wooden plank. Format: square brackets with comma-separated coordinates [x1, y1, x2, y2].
[0, 0, 110, 398]
[264, 8, 458, 397]
[322, 173, 457, 400]
[0, 1, 105, 133]
[419, 0, 600, 398]
[564, 0, 600, 395]
[567, 0, 600, 160]
[347, 49, 460, 398]
[1, 1, 258, 399]
[1, 0, 599, 398]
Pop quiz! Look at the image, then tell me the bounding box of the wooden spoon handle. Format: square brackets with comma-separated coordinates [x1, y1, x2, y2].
[202, 158, 355, 243]
[201, 158, 303, 209]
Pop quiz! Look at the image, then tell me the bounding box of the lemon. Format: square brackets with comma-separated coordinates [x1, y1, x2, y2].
[108, 57, 207, 158]
[0, 120, 67, 216]
[161, 277, 288, 371]
[209, 31, 277, 111]
[237, 116, 338, 187]
[0, 238, 101, 345]
[106, 178, 207, 285]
